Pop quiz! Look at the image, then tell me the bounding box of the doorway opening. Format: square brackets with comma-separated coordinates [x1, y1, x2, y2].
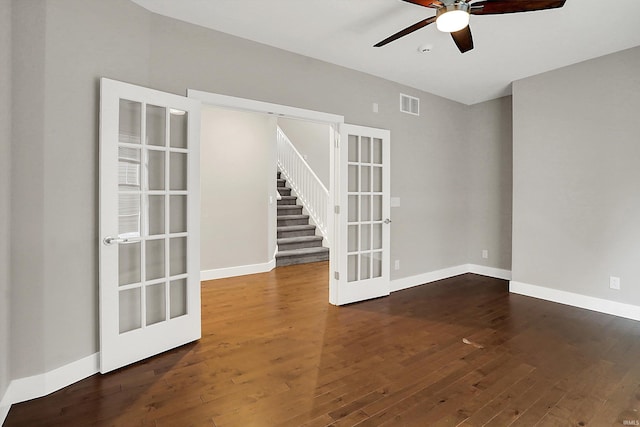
[189, 90, 344, 302]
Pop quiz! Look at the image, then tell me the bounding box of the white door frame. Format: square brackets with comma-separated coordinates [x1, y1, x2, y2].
[187, 90, 345, 304]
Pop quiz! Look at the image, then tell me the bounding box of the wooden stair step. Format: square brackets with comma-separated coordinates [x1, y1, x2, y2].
[277, 178, 287, 187]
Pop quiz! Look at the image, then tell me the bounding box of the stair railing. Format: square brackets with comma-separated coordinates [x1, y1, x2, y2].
[277, 127, 329, 241]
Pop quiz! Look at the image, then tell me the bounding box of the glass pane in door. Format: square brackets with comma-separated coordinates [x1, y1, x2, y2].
[148, 196, 165, 235]
[146, 283, 166, 326]
[147, 150, 165, 191]
[118, 147, 141, 190]
[119, 100, 141, 144]
[170, 153, 188, 191]
[146, 239, 165, 281]
[118, 194, 141, 237]
[170, 279, 187, 318]
[118, 242, 141, 286]
[170, 237, 187, 276]
[119, 288, 141, 333]
[170, 196, 187, 233]
[146, 105, 166, 147]
[170, 110, 188, 149]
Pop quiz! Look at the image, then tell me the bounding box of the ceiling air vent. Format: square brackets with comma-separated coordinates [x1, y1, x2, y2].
[400, 93, 419, 116]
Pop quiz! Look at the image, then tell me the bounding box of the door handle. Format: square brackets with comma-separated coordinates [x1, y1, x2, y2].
[384, 218, 392, 224]
[103, 236, 129, 246]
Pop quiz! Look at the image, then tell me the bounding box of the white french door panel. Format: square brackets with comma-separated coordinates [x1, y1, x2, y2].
[333, 124, 391, 305]
[99, 78, 201, 373]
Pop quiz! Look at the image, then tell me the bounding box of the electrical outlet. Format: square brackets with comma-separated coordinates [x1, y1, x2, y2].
[394, 260, 400, 270]
[610, 276, 620, 290]
[373, 102, 379, 113]
[482, 249, 489, 259]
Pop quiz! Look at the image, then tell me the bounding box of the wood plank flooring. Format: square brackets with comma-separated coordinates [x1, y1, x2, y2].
[5, 262, 640, 426]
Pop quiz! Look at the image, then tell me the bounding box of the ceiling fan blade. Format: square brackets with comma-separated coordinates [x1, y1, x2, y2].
[374, 16, 437, 47]
[401, 0, 443, 8]
[450, 25, 474, 53]
[470, 0, 566, 15]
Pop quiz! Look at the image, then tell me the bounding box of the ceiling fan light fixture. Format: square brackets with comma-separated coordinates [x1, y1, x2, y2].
[436, 4, 470, 33]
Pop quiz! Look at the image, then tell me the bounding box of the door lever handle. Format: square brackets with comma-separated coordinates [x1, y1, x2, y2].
[103, 236, 129, 246]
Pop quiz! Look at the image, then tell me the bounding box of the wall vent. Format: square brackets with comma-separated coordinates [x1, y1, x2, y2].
[400, 93, 420, 116]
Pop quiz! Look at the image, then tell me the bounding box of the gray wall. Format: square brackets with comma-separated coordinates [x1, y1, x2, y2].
[10, 0, 152, 379]
[7, 0, 509, 382]
[200, 107, 277, 271]
[144, 11, 474, 279]
[0, 0, 11, 402]
[277, 118, 331, 188]
[512, 46, 640, 303]
[10, 0, 48, 380]
[467, 97, 513, 270]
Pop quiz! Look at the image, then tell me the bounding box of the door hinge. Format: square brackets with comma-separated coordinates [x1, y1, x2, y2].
[334, 136, 339, 148]
[334, 271, 340, 280]
[334, 205, 340, 214]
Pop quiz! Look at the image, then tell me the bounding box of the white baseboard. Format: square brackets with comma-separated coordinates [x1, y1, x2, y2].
[467, 264, 512, 281]
[0, 353, 99, 425]
[0, 402, 9, 426]
[510, 281, 640, 322]
[391, 265, 469, 292]
[201, 259, 276, 281]
[390, 264, 511, 293]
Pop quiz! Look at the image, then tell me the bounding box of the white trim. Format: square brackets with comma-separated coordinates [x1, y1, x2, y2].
[0, 402, 9, 426]
[187, 90, 344, 125]
[391, 265, 469, 292]
[200, 259, 276, 281]
[390, 264, 512, 293]
[0, 353, 99, 424]
[467, 264, 512, 281]
[509, 281, 640, 322]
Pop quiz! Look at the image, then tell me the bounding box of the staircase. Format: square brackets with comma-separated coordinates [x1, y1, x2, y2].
[276, 171, 329, 267]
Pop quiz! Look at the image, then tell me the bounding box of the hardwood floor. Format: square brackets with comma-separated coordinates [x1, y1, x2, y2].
[5, 262, 640, 426]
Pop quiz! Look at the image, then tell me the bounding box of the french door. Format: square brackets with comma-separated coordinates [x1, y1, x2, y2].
[99, 78, 201, 373]
[333, 124, 391, 305]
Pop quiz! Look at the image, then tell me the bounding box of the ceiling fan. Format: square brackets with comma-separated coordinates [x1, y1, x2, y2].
[374, 0, 567, 53]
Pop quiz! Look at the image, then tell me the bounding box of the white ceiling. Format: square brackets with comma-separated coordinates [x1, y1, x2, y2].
[131, 0, 640, 105]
